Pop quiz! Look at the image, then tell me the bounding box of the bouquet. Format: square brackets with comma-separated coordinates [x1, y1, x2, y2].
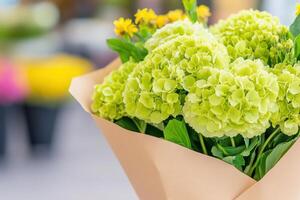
[71, 1, 300, 199]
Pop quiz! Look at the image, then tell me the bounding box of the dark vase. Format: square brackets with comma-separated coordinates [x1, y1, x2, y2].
[0, 106, 5, 156]
[22, 103, 61, 149]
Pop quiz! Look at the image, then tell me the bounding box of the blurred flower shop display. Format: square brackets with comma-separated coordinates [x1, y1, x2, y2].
[0, 2, 59, 45]
[0, 54, 91, 155]
[0, 59, 28, 155]
[0, 1, 92, 155]
[17, 54, 92, 150]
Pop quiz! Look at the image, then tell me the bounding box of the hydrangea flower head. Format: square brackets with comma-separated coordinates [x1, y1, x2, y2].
[123, 34, 230, 124]
[145, 20, 215, 52]
[183, 58, 279, 138]
[91, 61, 137, 121]
[211, 10, 294, 67]
[270, 63, 300, 135]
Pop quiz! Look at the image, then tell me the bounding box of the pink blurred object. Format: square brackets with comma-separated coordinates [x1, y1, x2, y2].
[0, 59, 28, 105]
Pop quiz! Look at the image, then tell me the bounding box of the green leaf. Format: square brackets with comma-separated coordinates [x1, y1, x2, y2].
[132, 118, 147, 133]
[211, 146, 223, 159]
[223, 155, 245, 171]
[107, 38, 148, 63]
[138, 25, 153, 41]
[241, 137, 259, 156]
[255, 138, 297, 180]
[182, 0, 198, 23]
[216, 143, 245, 156]
[265, 139, 296, 173]
[294, 35, 300, 60]
[145, 124, 164, 138]
[114, 117, 139, 132]
[244, 138, 249, 148]
[187, 126, 201, 152]
[269, 132, 291, 149]
[164, 119, 192, 149]
[290, 15, 300, 37]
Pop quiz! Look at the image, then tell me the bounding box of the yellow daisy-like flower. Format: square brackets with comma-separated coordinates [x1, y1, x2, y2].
[135, 8, 157, 25]
[114, 17, 138, 37]
[197, 5, 211, 19]
[167, 9, 185, 22]
[156, 15, 169, 28]
[296, 3, 300, 16]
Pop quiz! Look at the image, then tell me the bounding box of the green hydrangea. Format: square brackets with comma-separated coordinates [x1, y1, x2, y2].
[91, 61, 137, 120]
[123, 34, 230, 124]
[183, 58, 279, 138]
[145, 19, 215, 52]
[270, 63, 300, 135]
[211, 10, 294, 67]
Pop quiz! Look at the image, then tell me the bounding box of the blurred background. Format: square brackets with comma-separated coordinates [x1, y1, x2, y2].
[0, 0, 298, 199]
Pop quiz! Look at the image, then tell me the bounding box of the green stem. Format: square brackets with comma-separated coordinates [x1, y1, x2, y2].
[244, 150, 256, 175]
[230, 137, 236, 147]
[248, 127, 280, 176]
[199, 134, 208, 155]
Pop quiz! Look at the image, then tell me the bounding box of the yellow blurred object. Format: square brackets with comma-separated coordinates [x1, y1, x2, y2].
[197, 5, 211, 19]
[296, 4, 300, 16]
[135, 8, 157, 25]
[20, 54, 92, 103]
[155, 15, 169, 28]
[167, 9, 186, 22]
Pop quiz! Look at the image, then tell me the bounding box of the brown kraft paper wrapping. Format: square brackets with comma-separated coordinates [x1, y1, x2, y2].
[70, 59, 300, 200]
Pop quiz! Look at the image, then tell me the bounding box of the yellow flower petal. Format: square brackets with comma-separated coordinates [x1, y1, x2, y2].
[296, 4, 300, 16]
[197, 5, 211, 19]
[135, 8, 157, 25]
[167, 9, 185, 22]
[156, 15, 169, 28]
[113, 17, 138, 37]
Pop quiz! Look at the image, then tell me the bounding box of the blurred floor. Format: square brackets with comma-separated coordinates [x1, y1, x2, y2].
[0, 101, 138, 200]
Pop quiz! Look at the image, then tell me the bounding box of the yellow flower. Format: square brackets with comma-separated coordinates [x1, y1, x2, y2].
[156, 15, 169, 28]
[197, 5, 211, 19]
[296, 4, 300, 16]
[135, 8, 157, 25]
[114, 17, 138, 37]
[167, 9, 185, 22]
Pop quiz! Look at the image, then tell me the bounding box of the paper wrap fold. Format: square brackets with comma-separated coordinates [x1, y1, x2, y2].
[70, 59, 300, 200]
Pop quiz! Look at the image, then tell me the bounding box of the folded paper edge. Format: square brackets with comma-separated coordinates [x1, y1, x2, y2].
[69, 58, 121, 112]
[235, 137, 300, 200]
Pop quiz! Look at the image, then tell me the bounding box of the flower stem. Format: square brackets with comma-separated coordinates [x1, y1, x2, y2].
[244, 150, 256, 175]
[199, 134, 208, 155]
[248, 127, 280, 176]
[230, 137, 236, 147]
